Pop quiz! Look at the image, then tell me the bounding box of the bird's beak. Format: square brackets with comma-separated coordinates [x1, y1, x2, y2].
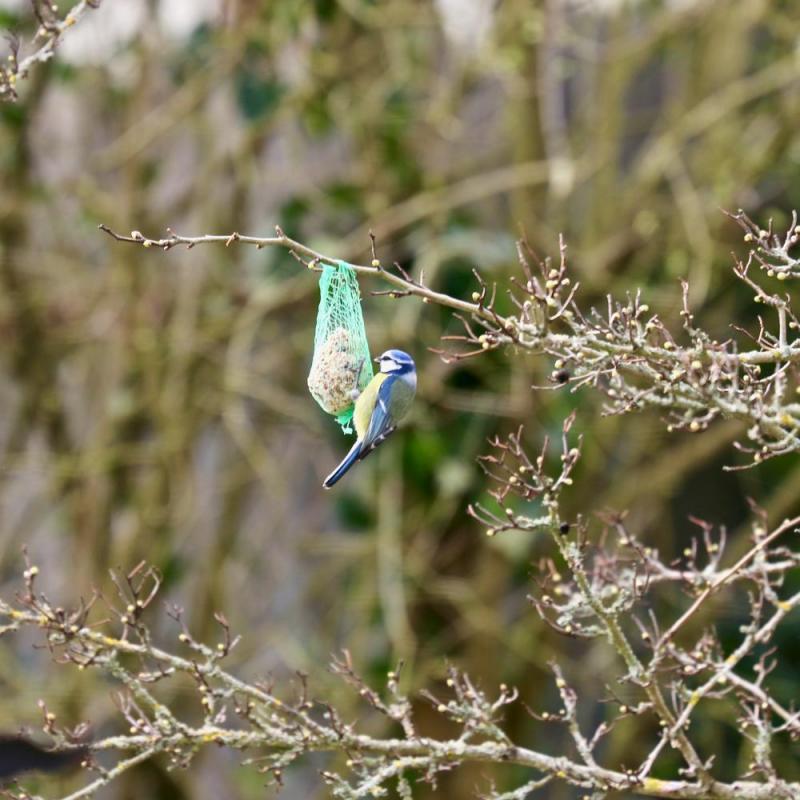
[374, 357, 381, 363]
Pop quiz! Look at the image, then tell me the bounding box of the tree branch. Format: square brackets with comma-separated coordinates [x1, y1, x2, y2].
[1, 1, 103, 102]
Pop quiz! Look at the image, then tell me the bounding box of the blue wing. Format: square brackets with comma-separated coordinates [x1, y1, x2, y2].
[359, 375, 398, 457]
[323, 375, 411, 488]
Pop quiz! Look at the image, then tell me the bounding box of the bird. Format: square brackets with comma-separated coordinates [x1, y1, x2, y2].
[323, 349, 416, 488]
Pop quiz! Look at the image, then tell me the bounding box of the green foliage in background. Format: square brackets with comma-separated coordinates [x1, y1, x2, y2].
[0, 0, 799, 797]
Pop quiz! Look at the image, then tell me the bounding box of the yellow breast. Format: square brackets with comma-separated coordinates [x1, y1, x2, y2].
[353, 373, 388, 439]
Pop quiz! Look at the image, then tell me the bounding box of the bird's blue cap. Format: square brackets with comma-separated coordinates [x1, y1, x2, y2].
[376, 349, 414, 365]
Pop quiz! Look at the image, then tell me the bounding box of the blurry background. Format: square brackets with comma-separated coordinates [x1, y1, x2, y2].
[0, 0, 799, 797]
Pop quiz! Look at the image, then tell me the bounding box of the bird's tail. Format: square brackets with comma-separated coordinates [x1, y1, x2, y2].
[323, 439, 362, 488]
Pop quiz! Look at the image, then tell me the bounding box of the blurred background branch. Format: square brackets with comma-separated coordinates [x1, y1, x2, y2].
[1, 0, 800, 798]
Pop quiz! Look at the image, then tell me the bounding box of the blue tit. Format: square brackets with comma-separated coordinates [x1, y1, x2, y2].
[323, 349, 417, 488]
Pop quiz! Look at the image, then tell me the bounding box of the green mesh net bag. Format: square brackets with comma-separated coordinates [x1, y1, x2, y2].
[307, 261, 373, 433]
